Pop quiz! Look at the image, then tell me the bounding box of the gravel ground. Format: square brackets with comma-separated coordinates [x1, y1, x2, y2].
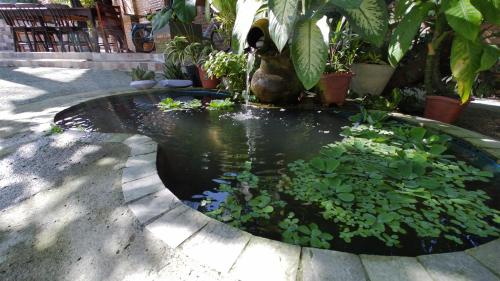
[0, 67, 235, 281]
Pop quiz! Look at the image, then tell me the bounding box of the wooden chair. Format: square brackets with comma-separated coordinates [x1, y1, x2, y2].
[15, 3, 58, 52]
[95, 3, 128, 53]
[0, 4, 34, 52]
[45, 4, 95, 52]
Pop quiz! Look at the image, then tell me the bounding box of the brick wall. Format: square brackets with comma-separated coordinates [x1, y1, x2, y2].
[0, 19, 14, 51]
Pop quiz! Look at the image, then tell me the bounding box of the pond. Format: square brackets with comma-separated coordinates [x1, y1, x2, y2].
[55, 90, 500, 256]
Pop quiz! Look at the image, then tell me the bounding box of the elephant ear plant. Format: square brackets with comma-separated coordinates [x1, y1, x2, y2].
[389, 0, 500, 103]
[232, 0, 389, 91]
[151, 0, 197, 34]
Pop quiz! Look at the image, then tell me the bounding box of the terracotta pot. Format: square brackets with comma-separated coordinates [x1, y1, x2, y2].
[351, 63, 395, 96]
[424, 95, 469, 123]
[319, 72, 353, 106]
[197, 66, 220, 89]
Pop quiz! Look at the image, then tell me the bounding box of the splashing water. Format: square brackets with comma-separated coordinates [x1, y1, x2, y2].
[244, 50, 256, 107]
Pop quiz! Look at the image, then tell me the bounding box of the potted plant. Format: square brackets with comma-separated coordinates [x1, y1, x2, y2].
[388, 0, 499, 123]
[230, 0, 389, 104]
[185, 42, 220, 89]
[351, 48, 395, 96]
[161, 58, 193, 88]
[319, 18, 360, 106]
[203, 51, 246, 98]
[161, 36, 197, 87]
[130, 66, 156, 90]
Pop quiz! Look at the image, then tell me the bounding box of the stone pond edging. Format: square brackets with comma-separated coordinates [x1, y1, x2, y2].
[53, 90, 500, 281]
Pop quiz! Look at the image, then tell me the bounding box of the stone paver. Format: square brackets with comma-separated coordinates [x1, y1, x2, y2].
[180, 220, 252, 273]
[299, 248, 367, 281]
[466, 239, 500, 276]
[121, 173, 165, 202]
[129, 141, 157, 156]
[229, 236, 301, 281]
[146, 204, 210, 248]
[127, 189, 181, 224]
[418, 252, 500, 281]
[360, 255, 433, 281]
[464, 137, 500, 150]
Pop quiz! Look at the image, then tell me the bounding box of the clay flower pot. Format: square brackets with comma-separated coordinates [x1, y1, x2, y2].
[351, 63, 395, 96]
[319, 72, 353, 106]
[197, 65, 220, 89]
[424, 95, 469, 123]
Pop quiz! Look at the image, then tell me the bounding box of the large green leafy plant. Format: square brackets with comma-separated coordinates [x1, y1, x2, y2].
[151, 0, 197, 34]
[232, 0, 389, 90]
[203, 51, 247, 95]
[389, 0, 500, 103]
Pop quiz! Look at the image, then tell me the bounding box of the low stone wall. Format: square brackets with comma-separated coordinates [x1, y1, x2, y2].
[0, 19, 14, 51]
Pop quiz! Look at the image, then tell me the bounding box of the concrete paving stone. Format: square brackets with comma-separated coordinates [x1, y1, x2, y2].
[127, 189, 181, 224]
[125, 152, 157, 168]
[122, 173, 165, 202]
[360, 255, 433, 281]
[229, 236, 301, 281]
[129, 141, 158, 156]
[180, 220, 252, 273]
[466, 239, 500, 276]
[299, 248, 367, 281]
[121, 163, 157, 184]
[123, 134, 153, 146]
[484, 148, 500, 163]
[418, 251, 500, 281]
[146, 204, 211, 249]
[464, 137, 500, 150]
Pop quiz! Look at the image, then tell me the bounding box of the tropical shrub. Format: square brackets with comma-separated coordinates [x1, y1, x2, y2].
[151, 0, 197, 33]
[232, 0, 389, 90]
[203, 51, 247, 95]
[388, 0, 500, 103]
[130, 67, 155, 81]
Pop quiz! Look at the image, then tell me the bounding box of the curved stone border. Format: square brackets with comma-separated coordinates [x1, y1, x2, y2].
[51, 90, 500, 281]
[120, 118, 500, 281]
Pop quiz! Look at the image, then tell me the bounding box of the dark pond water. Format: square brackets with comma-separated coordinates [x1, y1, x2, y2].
[55, 90, 500, 256]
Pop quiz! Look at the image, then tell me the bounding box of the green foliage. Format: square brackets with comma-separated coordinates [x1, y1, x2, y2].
[280, 112, 499, 246]
[163, 60, 186, 80]
[151, 0, 197, 33]
[203, 52, 247, 94]
[389, 0, 500, 103]
[164, 36, 190, 66]
[201, 109, 499, 249]
[279, 213, 334, 249]
[360, 89, 401, 111]
[158, 98, 202, 111]
[324, 18, 361, 73]
[206, 162, 286, 228]
[209, 0, 237, 47]
[49, 124, 63, 135]
[130, 67, 155, 81]
[231, 0, 388, 89]
[184, 42, 214, 66]
[207, 98, 235, 110]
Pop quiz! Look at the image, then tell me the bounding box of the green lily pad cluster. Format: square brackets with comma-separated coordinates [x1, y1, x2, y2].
[280, 111, 499, 246]
[207, 98, 235, 111]
[202, 110, 499, 249]
[158, 98, 202, 111]
[279, 212, 334, 249]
